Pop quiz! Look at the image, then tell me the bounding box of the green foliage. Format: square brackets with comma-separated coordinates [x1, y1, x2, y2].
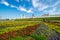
[44, 17, 60, 20]
[45, 23, 60, 33]
[10, 36, 24, 40]
[55, 28, 60, 33]
[30, 34, 47, 40]
[0, 21, 40, 34]
[14, 18, 43, 21]
[24, 36, 35, 40]
[15, 17, 60, 21]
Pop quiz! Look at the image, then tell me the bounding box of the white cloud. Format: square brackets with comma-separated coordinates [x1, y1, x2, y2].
[32, 0, 49, 11]
[48, 9, 56, 15]
[19, 6, 33, 13]
[42, 0, 60, 15]
[2, 1, 9, 6]
[43, 5, 57, 15]
[27, 9, 33, 13]
[48, 0, 60, 15]
[0, 0, 33, 13]
[52, 1, 60, 7]
[32, 0, 39, 8]
[10, 5, 19, 10]
[19, 6, 27, 11]
[38, 3, 49, 11]
[10, 5, 33, 13]
[0, 0, 9, 6]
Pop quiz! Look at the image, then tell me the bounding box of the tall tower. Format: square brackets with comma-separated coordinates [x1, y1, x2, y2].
[32, 13, 34, 18]
[0, 15, 1, 20]
[21, 14, 25, 19]
[47, 13, 49, 16]
[22, 14, 25, 18]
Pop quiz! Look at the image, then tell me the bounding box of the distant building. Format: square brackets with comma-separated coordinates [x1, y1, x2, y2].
[42, 13, 49, 16]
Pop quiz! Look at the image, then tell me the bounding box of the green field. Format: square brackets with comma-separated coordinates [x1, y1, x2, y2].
[0, 17, 60, 40]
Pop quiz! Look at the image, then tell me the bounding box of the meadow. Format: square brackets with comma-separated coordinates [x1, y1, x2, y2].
[0, 17, 60, 40]
[0, 21, 41, 40]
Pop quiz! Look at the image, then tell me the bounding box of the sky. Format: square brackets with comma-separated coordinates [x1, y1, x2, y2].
[0, 0, 60, 19]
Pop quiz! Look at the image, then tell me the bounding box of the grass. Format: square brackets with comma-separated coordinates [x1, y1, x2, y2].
[0, 21, 41, 34]
[30, 33, 47, 40]
[43, 17, 60, 21]
[55, 28, 60, 33]
[10, 36, 24, 40]
[45, 23, 60, 33]
[10, 33, 47, 40]
[0, 17, 60, 40]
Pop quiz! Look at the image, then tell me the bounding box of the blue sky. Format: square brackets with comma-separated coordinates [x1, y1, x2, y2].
[0, 0, 60, 19]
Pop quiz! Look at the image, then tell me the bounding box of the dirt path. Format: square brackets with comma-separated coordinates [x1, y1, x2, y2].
[33, 24, 60, 40]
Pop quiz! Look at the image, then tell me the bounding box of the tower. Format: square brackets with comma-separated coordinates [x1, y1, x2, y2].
[21, 14, 25, 19]
[0, 15, 1, 20]
[32, 13, 34, 18]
